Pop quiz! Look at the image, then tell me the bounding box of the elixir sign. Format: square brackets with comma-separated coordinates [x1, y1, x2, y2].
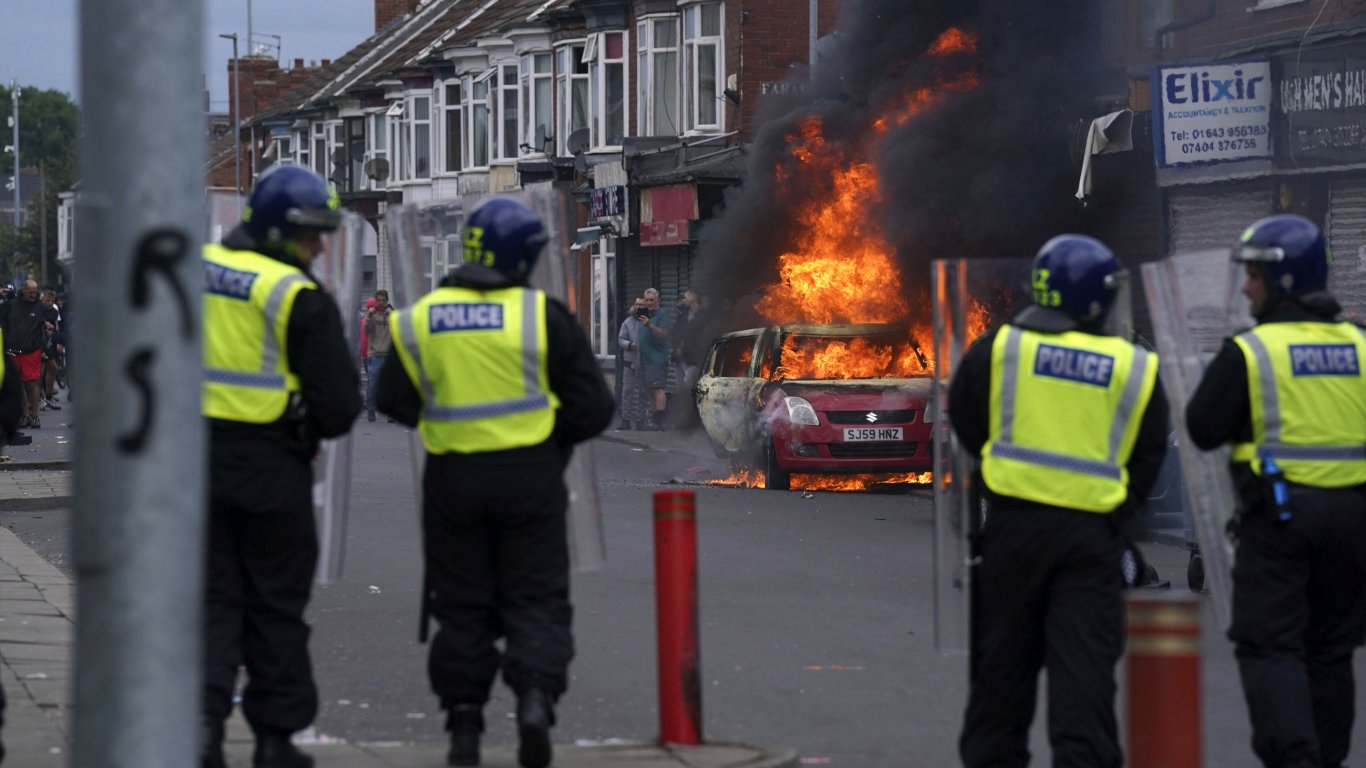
[1152, 61, 1272, 167]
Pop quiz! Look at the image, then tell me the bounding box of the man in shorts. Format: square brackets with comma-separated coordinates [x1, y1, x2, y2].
[4, 281, 47, 429]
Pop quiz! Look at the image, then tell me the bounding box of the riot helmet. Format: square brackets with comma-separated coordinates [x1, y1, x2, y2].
[1231, 214, 1329, 302]
[241, 165, 342, 262]
[460, 197, 549, 284]
[1030, 234, 1125, 325]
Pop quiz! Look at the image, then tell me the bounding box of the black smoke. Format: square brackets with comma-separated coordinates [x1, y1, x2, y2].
[697, 0, 1102, 327]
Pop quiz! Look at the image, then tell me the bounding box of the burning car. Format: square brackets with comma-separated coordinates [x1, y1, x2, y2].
[695, 323, 933, 490]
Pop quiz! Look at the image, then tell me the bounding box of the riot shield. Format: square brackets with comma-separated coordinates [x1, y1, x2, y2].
[930, 257, 1032, 656]
[1140, 251, 1245, 631]
[310, 211, 367, 585]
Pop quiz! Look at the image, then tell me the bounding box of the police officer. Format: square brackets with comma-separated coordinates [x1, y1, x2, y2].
[1187, 214, 1366, 768]
[949, 235, 1169, 767]
[200, 165, 361, 768]
[376, 197, 613, 768]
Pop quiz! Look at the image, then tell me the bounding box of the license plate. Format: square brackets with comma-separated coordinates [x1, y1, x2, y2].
[843, 427, 903, 442]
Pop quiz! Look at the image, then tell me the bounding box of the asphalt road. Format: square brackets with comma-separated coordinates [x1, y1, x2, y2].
[5, 421, 1366, 766]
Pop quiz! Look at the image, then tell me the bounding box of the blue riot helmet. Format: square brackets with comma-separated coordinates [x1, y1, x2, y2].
[1030, 234, 1125, 324]
[460, 197, 549, 284]
[241, 165, 342, 259]
[1231, 214, 1329, 301]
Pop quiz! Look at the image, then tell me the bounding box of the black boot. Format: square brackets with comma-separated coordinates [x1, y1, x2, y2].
[252, 732, 313, 768]
[516, 689, 555, 768]
[446, 705, 483, 767]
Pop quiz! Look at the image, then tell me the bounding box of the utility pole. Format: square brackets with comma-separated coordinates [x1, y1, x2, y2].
[74, 0, 205, 765]
[220, 33, 242, 215]
[9, 79, 18, 283]
[39, 160, 45, 287]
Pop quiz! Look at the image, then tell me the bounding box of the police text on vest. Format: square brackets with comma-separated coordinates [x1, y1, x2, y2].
[430, 303, 504, 332]
[1033, 344, 1115, 387]
[206, 264, 258, 300]
[1289, 344, 1360, 376]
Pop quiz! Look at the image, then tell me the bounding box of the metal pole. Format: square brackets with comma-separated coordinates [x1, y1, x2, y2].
[654, 489, 702, 745]
[38, 161, 45, 287]
[10, 79, 18, 282]
[220, 33, 242, 216]
[1126, 592, 1201, 768]
[75, 0, 205, 765]
[808, 0, 817, 71]
[247, 0, 253, 58]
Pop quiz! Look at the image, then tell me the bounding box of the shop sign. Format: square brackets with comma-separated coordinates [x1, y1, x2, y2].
[1151, 61, 1273, 167]
[590, 185, 626, 219]
[640, 220, 689, 247]
[1277, 44, 1366, 165]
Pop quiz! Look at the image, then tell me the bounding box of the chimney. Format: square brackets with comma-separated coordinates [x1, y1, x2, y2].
[294, 58, 304, 69]
[321, 59, 331, 67]
[375, 0, 420, 32]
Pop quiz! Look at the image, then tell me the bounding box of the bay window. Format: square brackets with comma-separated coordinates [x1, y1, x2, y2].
[443, 81, 464, 172]
[588, 31, 627, 149]
[493, 64, 520, 161]
[369, 112, 387, 189]
[521, 52, 554, 153]
[468, 75, 491, 168]
[411, 93, 432, 179]
[682, 2, 723, 133]
[638, 16, 681, 136]
[555, 42, 589, 155]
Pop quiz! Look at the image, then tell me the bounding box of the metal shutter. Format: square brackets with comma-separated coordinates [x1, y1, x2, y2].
[1329, 177, 1366, 317]
[1168, 181, 1271, 255]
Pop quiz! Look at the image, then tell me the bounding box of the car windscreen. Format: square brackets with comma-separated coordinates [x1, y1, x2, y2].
[712, 336, 757, 377]
[773, 332, 929, 380]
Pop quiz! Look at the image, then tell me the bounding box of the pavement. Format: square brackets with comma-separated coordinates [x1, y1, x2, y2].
[0, 402, 797, 767]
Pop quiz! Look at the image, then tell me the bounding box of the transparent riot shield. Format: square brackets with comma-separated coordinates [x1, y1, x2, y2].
[310, 211, 367, 584]
[1140, 251, 1246, 631]
[930, 257, 1032, 656]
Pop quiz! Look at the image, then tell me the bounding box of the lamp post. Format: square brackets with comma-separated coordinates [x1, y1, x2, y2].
[9, 79, 19, 282]
[218, 33, 242, 215]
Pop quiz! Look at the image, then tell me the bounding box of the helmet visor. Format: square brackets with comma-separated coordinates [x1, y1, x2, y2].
[286, 206, 343, 232]
[1231, 244, 1286, 264]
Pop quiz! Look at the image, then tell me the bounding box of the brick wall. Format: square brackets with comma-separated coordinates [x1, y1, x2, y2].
[733, 0, 840, 140]
[375, 0, 420, 32]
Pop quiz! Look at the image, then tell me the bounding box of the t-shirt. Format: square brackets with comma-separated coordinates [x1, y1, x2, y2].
[638, 309, 672, 366]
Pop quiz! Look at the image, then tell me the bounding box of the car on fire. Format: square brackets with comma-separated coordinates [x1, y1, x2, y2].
[694, 323, 934, 490]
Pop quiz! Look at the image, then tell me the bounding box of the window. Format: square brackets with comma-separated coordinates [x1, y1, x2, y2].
[295, 127, 310, 169]
[342, 118, 366, 192]
[326, 121, 344, 187]
[682, 2, 724, 132]
[591, 236, 617, 356]
[638, 17, 681, 136]
[313, 122, 327, 177]
[715, 336, 757, 377]
[389, 108, 408, 182]
[556, 42, 589, 155]
[443, 81, 464, 172]
[272, 135, 293, 166]
[368, 113, 387, 189]
[588, 31, 627, 149]
[411, 93, 432, 179]
[522, 53, 554, 153]
[494, 64, 520, 161]
[467, 76, 491, 168]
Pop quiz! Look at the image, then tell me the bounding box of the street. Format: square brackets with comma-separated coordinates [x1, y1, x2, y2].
[5, 419, 1366, 766]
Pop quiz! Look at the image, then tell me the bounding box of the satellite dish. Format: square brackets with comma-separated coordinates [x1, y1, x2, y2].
[566, 127, 590, 156]
[331, 146, 348, 165]
[364, 158, 391, 181]
[536, 124, 553, 153]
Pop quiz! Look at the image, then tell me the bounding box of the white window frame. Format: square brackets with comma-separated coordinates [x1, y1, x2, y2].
[409, 91, 433, 180]
[440, 79, 464, 174]
[389, 108, 408, 182]
[466, 72, 493, 169]
[493, 63, 521, 162]
[555, 40, 590, 155]
[368, 111, 387, 190]
[521, 52, 555, 155]
[325, 120, 344, 185]
[591, 236, 616, 356]
[587, 31, 629, 150]
[638, 15, 682, 137]
[682, 1, 724, 133]
[312, 122, 328, 177]
[293, 128, 310, 168]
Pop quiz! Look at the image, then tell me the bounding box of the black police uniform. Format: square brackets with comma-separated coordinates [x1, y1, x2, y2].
[375, 265, 614, 714]
[950, 307, 1169, 768]
[1187, 296, 1366, 768]
[203, 225, 362, 743]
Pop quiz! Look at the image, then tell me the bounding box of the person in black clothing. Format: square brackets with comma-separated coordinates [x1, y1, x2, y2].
[1187, 214, 1366, 768]
[950, 235, 1168, 768]
[4, 280, 46, 429]
[377, 197, 614, 768]
[200, 166, 361, 768]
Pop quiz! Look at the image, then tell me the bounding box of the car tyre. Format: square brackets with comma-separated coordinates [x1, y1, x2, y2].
[764, 439, 791, 491]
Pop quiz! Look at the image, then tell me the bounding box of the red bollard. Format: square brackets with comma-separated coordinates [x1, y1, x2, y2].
[1126, 592, 1201, 768]
[653, 490, 702, 745]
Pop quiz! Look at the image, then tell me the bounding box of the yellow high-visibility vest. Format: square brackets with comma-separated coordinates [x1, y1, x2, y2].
[201, 245, 313, 423]
[392, 285, 559, 455]
[1231, 321, 1366, 488]
[980, 326, 1158, 513]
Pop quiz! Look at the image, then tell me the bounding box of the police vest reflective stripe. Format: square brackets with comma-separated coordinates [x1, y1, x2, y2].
[201, 245, 313, 423]
[392, 286, 560, 455]
[1230, 322, 1366, 488]
[980, 326, 1157, 513]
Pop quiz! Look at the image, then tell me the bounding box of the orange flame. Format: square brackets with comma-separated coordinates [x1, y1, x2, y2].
[774, 335, 928, 380]
[707, 469, 933, 491]
[758, 28, 986, 376]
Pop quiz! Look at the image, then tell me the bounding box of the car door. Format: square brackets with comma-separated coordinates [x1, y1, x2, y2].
[695, 332, 763, 453]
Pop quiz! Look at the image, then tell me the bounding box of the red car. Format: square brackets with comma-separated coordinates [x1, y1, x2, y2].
[694, 324, 934, 490]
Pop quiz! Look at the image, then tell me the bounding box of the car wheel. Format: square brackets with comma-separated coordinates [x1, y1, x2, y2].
[764, 439, 790, 491]
[1187, 551, 1205, 593]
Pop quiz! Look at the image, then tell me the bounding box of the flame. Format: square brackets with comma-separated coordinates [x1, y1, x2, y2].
[707, 469, 933, 491]
[774, 335, 928, 380]
[758, 28, 987, 376]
